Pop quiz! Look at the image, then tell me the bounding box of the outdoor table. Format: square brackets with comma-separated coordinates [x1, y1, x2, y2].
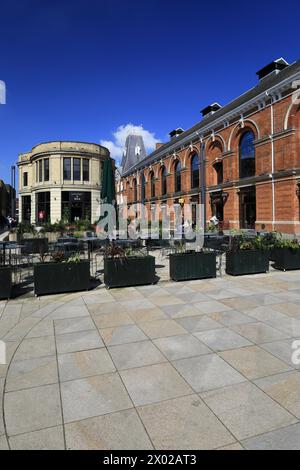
[55, 242, 79, 252]
[79, 237, 102, 261]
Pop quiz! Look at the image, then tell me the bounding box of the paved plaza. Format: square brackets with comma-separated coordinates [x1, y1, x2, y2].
[1, 261, 300, 450]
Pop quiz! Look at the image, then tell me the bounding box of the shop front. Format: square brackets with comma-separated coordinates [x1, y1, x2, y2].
[61, 191, 91, 222]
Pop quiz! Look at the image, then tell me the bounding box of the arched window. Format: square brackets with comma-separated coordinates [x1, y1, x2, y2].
[239, 131, 255, 178]
[141, 172, 145, 202]
[191, 153, 199, 189]
[133, 179, 137, 202]
[161, 166, 167, 195]
[213, 161, 223, 185]
[150, 171, 155, 198]
[174, 160, 181, 192]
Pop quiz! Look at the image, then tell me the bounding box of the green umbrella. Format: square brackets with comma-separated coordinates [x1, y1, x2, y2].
[101, 158, 115, 204]
[99, 158, 116, 233]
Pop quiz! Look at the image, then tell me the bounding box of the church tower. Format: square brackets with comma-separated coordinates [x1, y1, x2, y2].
[120, 131, 147, 174]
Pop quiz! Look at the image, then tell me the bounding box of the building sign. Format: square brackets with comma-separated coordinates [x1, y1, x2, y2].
[70, 192, 83, 203]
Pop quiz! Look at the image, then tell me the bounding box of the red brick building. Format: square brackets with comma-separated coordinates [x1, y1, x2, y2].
[118, 58, 300, 234]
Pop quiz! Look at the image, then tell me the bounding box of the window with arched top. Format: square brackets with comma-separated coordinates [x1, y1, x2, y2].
[150, 171, 155, 198]
[174, 160, 181, 192]
[239, 130, 255, 178]
[161, 166, 167, 195]
[190, 153, 199, 189]
[133, 179, 137, 202]
[141, 172, 145, 202]
[213, 161, 223, 185]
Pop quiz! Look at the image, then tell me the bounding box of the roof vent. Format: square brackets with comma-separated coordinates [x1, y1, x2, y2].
[201, 102, 222, 119]
[169, 128, 184, 140]
[256, 58, 289, 80]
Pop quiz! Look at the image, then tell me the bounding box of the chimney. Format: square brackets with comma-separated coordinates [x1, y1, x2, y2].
[256, 58, 289, 81]
[169, 128, 184, 140]
[201, 102, 222, 119]
[156, 143, 163, 149]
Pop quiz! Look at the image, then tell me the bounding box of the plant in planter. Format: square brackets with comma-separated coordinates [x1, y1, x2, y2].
[271, 235, 300, 271]
[33, 250, 90, 296]
[169, 246, 217, 282]
[259, 231, 279, 260]
[103, 242, 156, 288]
[10, 222, 35, 242]
[226, 234, 269, 276]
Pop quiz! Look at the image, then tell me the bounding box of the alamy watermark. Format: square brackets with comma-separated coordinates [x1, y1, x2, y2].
[0, 80, 6, 104]
[96, 200, 205, 248]
[292, 340, 300, 366]
[0, 341, 6, 365]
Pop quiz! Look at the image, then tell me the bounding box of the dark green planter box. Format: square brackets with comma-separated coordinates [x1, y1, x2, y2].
[34, 261, 90, 296]
[226, 250, 269, 276]
[104, 256, 156, 288]
[170, 251, 216, 281]
[21, 238, 48, 255]
[273, 248, 300, 271]
[0, 267, 12, 299]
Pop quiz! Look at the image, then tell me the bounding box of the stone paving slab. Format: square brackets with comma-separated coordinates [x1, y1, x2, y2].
[65, 410, 153, 450]
[61, 373, 133, 423]
[5, 383, 62, 436]
[58, 348, 116, 382]
[137, 394, 235, 450]
[1, 266, 300, 449]
[9, 426, 65, 450]
[6, 356, 58, 392]
[241, 422, 300, 450]
[120, 363, 193, 406]
[173, 354, 246, 393]
[153, 334, 211, 361]
[200, 381, 297, 441]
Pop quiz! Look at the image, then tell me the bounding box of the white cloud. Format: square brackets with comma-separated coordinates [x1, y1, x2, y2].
[100, 123, 160, 166]
[0, 80, 6, 104]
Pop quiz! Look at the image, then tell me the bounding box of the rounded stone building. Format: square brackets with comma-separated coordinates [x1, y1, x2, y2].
[17, 141, 111, 224]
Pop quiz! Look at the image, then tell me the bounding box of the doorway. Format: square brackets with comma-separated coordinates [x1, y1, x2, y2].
[210, 192, 225, 222]
[71, 204, 83, 222]
[239, 187, 256, 229]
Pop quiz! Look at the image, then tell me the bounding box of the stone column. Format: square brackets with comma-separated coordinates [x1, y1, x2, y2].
[91, 190, 100, 223]
[50, 188, 61, 223]
[30, 193, 36, 224]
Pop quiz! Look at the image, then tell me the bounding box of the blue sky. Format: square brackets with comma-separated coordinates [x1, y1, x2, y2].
[0, 0, 299, 183]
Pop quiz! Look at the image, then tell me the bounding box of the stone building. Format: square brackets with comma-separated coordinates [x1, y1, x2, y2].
[17, 141, 111, 224]
[118, 58, 300, 234]
[0, 180, 16, 224]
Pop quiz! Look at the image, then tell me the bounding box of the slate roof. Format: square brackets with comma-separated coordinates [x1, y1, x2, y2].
[120, 134, 147, 174]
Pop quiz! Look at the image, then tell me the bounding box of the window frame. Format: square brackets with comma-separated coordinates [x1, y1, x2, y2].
[239, 130, 256, 179]
[63, 157, 72, 181]
[73, 157, 81, 181]
[161, 166, 167, 195]
[174, 160, 181, 193]
[150, 171, 155, 198]
[190, 153, 200, 189]
[83, 158, 90, 182]
[23, 172, 28, 187]
[44, 158, 49, 182]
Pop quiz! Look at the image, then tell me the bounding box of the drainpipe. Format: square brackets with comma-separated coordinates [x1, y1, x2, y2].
[269, 93, 276, 231]
[196, 132, 207, 229]
[200, 141, 207, 228]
